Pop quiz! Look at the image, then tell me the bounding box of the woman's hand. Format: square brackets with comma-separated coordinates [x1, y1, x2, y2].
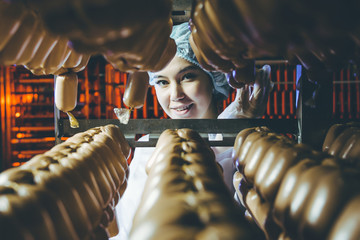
[218, 65, 272, 119]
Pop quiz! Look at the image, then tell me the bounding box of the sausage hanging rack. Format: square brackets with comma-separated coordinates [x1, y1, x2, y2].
[54, 59, 301, 148]
[53, 60, 350, 149]
[55, 118, 299, 148]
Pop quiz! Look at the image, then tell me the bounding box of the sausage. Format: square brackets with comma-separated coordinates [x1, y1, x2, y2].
[0, 1, 26, 51]
[227, 63, 256, 89]
[328, 194, 360, 240]
[189, 33, 215, 71]
[0, 124, 129, 240]
[255, 143, 312, 202]
[0, 186, 58, 240]
[43, 37, 72, 75]
[131, 128, 255, 240]
[24, 33, 58, 75]
[0, 11, 38, 65]
[300, 167, 359, 239]
[15, 19, 45, 66]
[322, 123, 348, 153]
[123, 71, 149, 109]
[55, 72, 78, 112]
[0, 168, 77, 240]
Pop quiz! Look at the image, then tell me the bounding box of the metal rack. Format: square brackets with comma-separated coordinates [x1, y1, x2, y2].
[56, 118, 299, 148]
[54, 59, 360, 150]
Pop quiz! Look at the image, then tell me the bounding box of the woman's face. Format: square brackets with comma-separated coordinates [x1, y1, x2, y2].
[153, 56, 217, 119]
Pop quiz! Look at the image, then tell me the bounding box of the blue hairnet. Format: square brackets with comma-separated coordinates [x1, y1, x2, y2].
[148, 22, 230, 99]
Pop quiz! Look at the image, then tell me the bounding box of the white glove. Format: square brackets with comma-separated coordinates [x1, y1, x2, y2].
[218, 65, 273, 119]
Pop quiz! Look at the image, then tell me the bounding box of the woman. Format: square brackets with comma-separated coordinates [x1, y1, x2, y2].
[111, 22, 272, 240]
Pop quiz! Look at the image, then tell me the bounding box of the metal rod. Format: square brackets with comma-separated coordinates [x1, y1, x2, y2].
[58, 118, 298, 147]
[54, 75, 62, 145]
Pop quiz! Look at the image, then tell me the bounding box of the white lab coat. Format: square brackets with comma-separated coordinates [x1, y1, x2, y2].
[109, 93, 268, 239]
[110, 65, 272, 239]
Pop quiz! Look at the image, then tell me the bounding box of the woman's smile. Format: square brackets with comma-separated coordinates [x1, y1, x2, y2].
[170, 103, 194, 115]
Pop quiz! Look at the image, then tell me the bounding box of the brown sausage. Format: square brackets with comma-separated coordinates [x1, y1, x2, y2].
[55, 72, 78, 112]
[123, 71, 149, 109]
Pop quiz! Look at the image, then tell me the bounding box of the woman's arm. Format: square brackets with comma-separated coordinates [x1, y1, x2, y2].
[218, 65, 272, 119]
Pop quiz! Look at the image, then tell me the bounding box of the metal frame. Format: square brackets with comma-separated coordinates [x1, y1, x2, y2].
[55, 118, 299, 148]
[54, 62, 303, 148]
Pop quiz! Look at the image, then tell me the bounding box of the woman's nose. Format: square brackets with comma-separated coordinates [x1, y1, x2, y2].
[170, 83, 185, 101]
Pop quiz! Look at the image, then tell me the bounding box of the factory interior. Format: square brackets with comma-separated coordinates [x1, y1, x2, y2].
[0, 0, 360, 239]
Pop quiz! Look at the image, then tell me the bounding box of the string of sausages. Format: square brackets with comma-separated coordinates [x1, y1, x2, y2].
[0, 124, 130, 240]
[233, 124, 360, 240]
[23, 0, 175, 73]
[0, 0, 176, 114]
[130, 128, 259, 240]
[0, 1, 90, 76]
[322, 122, 360, 165]
[190, 0, 360, 86]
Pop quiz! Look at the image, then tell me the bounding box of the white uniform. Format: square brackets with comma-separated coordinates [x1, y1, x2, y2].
[108, 89, 273, 239]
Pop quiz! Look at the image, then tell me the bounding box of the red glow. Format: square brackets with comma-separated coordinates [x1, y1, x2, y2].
[153, 89, 159, 117]
[115, 72, 120, 84]
[12, 162, 21, 167]
[293, 69, 296, 90]
[276, 69, 281, 91]
[289, 91, 294, 115]
[347, 68, 351, 118]
[281, 91, 285, 116]
[340, 70, 344, 118]
[16, 133, 24, 138]
[115, 88, 121, 108]
[284, 68, 288, 91]
[274, 92, 278, 115]
[231, 91, 235, 102]
[143, 99, 147, 119]
[267, 94, 271, 116]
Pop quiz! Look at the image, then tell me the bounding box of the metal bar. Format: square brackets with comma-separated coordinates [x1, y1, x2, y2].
[295, 65, 303, 143]
[54, 76, 62, 145]
[58, 118, 298, 147]
[12, 126, 54, 131]
[172, 0, 192, 10]
[333, 80, 360, 84]
[18, 79, 54, 84]
[255, 59, 289, 65]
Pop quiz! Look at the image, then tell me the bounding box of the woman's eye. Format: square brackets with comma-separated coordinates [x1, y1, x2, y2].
[182, 73, 196, 80]
[155, 80, 168, 86]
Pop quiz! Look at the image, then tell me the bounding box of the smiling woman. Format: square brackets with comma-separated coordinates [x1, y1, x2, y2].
[111, 22, 272, 240]
[152, 57, 216, 119]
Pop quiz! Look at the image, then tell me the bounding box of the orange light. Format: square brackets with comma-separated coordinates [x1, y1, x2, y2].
[79, 93, 85, 102]
[15, 112, 21, 118]
[16, 133, 25, 138]
[12, 162, 21, 167]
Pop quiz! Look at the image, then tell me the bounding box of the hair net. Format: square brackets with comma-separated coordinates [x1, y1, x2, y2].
[148, 22, 230, 99]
